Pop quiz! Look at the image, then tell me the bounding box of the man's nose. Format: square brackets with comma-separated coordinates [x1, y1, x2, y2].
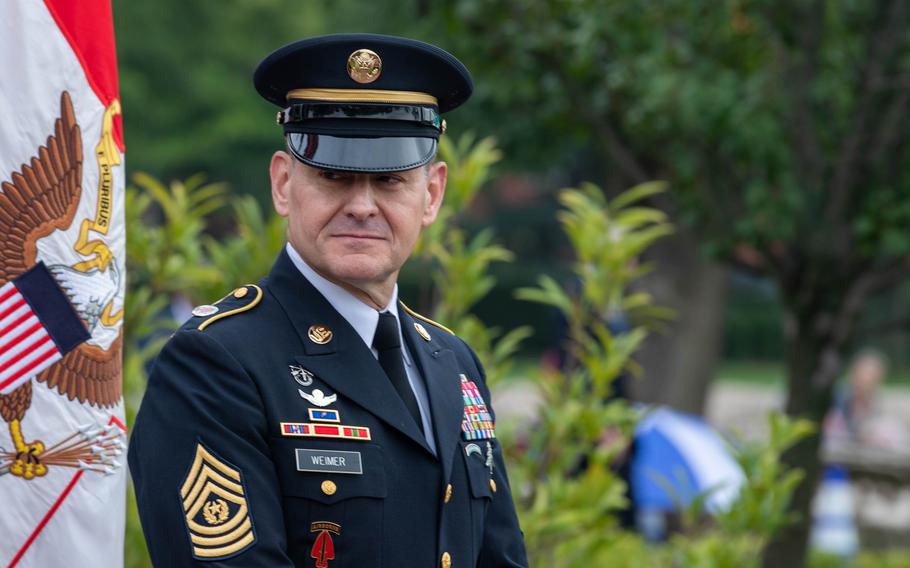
[343, 178, 379, 219]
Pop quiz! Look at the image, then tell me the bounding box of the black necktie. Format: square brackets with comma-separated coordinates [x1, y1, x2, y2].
[373, 312, 423, 432]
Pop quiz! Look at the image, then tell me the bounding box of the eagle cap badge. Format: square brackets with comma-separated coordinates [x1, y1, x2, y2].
[347, 48, 382, 84]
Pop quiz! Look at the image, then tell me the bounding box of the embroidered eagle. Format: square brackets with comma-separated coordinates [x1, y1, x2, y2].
[0, 91, 122, 480]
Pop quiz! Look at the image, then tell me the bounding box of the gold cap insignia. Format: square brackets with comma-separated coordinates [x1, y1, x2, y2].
[347, 48, 382, 84]
[180, 443, 256, 560]
[308, 324, 333, 345]
[414, 322, 431, 342]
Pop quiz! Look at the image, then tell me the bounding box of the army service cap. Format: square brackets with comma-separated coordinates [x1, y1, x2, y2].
[254, 33, 473, 172]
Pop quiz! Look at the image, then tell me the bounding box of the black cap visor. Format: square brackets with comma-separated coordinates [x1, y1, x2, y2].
[286, 132, 437, 172]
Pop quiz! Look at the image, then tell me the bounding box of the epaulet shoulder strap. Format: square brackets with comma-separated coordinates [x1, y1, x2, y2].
[191, 284, 263, 331]
[399, 301, 455, 335]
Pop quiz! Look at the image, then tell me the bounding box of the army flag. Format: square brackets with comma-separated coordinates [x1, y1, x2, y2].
[0, 1, 127, 567]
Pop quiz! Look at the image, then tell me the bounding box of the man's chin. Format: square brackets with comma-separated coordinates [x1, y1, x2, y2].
[323, 258, 393, 286]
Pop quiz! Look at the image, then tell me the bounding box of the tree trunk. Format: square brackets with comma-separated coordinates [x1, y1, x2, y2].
[761, 310, 842, 568]
[632, 225, 729, 415]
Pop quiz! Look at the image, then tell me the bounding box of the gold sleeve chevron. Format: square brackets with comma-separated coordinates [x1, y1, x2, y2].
[180, 443, 256, 559]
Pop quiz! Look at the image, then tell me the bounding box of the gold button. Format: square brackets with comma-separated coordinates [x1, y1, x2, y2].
[444, 483, 453, 504]
[490, 479, 497, 493]
[441, 551, 452, 568]
[321, 480, 337, 496]
[233, 287, 248, 299]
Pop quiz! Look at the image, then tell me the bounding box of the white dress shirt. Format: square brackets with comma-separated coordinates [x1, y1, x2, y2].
[285, 243, 437, 453]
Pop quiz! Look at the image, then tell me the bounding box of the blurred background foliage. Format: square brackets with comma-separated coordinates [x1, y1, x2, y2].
[115, 0, 910, 566]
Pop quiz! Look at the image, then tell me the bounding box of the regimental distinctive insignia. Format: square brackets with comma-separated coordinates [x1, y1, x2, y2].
[180, 443, 256, 560]
[280, 422, 372, 441]
[460, 374, 496, 440]
[347, 48, 382, 84]
[310, 521, 341, 568]
[308, 324, 333, 345]
[299, 388, 337, 407]
[308, 408, 340, 423]
[414, 322, 431, 342]
[290, 365, 314, 387]
[192, 305, 218, 317]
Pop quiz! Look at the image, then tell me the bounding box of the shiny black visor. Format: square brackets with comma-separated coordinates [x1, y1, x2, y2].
[281, 103, 442, 172]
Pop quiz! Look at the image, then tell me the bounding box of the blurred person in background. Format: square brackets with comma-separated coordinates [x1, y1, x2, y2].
[825, 348, 909, 450]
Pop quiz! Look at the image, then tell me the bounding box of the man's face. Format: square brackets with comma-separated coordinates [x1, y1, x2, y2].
[270, 152, 446, 299]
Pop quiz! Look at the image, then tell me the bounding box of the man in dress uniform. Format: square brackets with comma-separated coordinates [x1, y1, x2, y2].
[128, 34, 529, 567]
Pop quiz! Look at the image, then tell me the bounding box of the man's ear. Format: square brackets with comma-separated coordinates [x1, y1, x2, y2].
[421, 161, 447, 227]
[270, 151, 293, 217]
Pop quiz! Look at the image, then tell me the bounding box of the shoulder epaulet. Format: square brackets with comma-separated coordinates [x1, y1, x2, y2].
[399, 302, 455, 335]
[192, 284, 263, 331]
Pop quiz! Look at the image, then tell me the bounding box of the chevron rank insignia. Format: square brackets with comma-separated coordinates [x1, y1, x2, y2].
[180, 443, 256, 560]
[460, 374, 496, 440]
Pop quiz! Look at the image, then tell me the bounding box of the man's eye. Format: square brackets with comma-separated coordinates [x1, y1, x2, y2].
[377, 175, 403, 185]
[320, 170, 347, 181]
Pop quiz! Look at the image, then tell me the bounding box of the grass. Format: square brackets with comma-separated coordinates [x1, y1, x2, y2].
[716, 360, 910, 388]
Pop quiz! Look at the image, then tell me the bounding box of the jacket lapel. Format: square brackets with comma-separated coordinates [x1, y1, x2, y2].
[266, 250, 430, 452]
[400, 306, 464, 480]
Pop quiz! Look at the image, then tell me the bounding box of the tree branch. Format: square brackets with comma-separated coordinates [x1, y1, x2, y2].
[784, 0, 825, 193]
[826, 0, 910, 224]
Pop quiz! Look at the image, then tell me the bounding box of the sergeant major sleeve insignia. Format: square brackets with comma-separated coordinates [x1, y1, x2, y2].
[191, 284, 263, 331]
[180, 442, 257, 560]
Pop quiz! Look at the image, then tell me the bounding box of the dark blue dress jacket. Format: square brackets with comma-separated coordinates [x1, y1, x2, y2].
[128, 250, 528, 567]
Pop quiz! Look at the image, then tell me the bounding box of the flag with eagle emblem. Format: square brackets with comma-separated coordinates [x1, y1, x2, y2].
[0, 1, 127, 566]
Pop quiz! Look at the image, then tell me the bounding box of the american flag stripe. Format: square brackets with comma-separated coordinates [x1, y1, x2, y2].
[0, 297, 28, 324]
[0, 283, 18, 305]
[0, 326, 52, 368]
[0, 306, 34, 338]
[0, 269, 84, 394]
[0, 343, 61, 392]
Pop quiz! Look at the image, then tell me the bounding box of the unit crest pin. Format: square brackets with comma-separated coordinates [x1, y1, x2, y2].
[308, 324, 333, 345]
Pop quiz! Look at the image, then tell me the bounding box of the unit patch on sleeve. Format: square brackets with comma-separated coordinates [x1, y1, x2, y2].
[460, 374, 496, 440]
[179, 442, 256, 560]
